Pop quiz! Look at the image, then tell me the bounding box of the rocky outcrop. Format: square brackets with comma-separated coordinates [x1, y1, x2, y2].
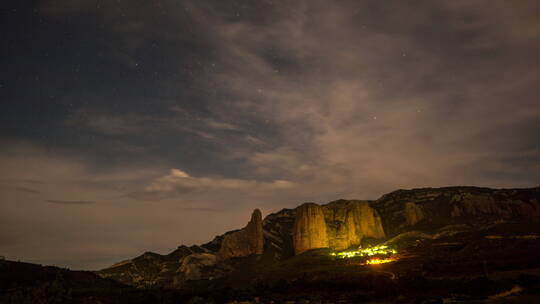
[178, 253, 217, 281]
[293, 201, 385, 253]
[325, 200, 385, 250]
[346, 201, 386, 241]
[374, 186, 540, 237]
[293, 203, 328, 254]
[404, 202, 425, 226]
[217, 209, 264, 260]
[263, 208, 296, 259]
[99, 210, 265, 288]
[98, 245, 208, 288]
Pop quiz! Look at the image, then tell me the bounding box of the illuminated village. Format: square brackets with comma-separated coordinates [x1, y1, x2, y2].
[330, 244, 398, 265]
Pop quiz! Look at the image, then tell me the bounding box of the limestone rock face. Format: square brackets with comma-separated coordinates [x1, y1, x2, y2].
[98, 245, 209, 288]
[374, 186, 540, 237]
[293, 201, 385, 253]
[262, 208, 296, 259]
[293, 203, 328, 254]
[349, 201, 385, 240]
[404, 202, 425, 226]
[217, 209, 264, 260]
[325, 200, 385, 250]
[178, 253, 217, 281]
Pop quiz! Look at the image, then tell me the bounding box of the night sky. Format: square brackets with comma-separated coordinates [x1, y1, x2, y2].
[2, 0, 540, 270]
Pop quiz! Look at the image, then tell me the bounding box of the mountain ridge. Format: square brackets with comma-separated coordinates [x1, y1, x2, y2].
[97, 185, 540, 289]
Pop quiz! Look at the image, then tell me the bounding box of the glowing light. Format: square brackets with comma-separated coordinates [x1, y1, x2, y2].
[331, 245, 397, 259]
[366, 257, 396, 265]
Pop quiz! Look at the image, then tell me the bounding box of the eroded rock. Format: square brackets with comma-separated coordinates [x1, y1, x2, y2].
[293, 201, 385, 253]
[218, 209, 264, 260]
[178, 253, 217, 280]
[374, 186, 540, 237]
[293, 203, 328, 254]
[404, 202, 425, 226]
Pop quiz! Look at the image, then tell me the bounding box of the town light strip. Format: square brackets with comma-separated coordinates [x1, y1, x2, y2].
[330, 245, 397, 259]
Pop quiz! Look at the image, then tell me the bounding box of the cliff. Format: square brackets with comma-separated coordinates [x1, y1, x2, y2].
[264, 186, 540, 255]
[99, 209, 264, 288]
[217, 209, 264, 260]
[373, 186, 540, 237]
[292, 200, 385, 254]
[293, 203, 329, 254]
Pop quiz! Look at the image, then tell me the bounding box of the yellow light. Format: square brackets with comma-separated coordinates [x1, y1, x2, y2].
[331, 245, 398, 259]
[366, 257, 396, 265]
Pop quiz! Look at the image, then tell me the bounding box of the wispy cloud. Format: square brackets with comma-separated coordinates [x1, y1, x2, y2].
[46, 200, 96, 205]
[204, 119, 239, 131]
[179, 0, 540, 198]
[0, 185, 40, 194]
[133, 168, 295, 200]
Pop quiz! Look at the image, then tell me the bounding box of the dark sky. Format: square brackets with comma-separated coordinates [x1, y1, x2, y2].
[1, 0, 540, 270]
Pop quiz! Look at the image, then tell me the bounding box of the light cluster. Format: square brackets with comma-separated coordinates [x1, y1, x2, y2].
[365, 257, 396, 265]
[330, 245, 397, 259]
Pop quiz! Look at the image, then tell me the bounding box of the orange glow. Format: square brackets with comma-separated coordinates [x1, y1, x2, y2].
[365, 257, 396, 265]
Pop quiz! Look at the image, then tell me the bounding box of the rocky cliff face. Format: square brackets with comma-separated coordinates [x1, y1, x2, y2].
[404, 202, 425, 226]
[217, 209, 264, 260]
[330, 200, 385, 249]
[292, 200, 385, 254]
[262, 208, 296, 259]
[99, 210, 264, 288]
[177, 253, 217, 281]
[98, 245, 211, 288]
[373, 186, 540, 237]
[293, 203, 329, 254]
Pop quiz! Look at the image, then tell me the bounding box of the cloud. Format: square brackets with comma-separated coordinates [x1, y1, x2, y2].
[74, 109, 239, 142]
[204, 119, 239, 131]
[180, 207, 222, 213]
[46, 200, 96, 205]
[0, 180, 42, 194]
[71, 111, 166, 136]
[83, 115, 148, 135]
[137, 168, 295, 200]
[59, 0, 540, 199]
[8, 186, 40, 194]
[178, 0, 540, 199]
